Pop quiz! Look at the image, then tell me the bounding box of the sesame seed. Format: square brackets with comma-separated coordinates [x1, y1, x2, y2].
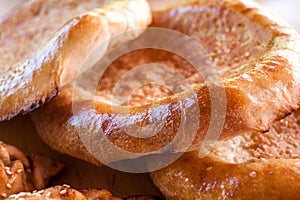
[17, 169, 22, 174]
[60, 189, 67, 195]
[1, 193, 7, 198]
[249, 171, 257, 177]
[6, 183, 12, 189]
[268, 171, 274, 175]
[46, 191, 51, 198]
[63, 184, 70, 188]
[37, 190, 44, 194]
[206, 166, 213, 171]
[244, 52, 250, 58]
[5, 169, 12, 175]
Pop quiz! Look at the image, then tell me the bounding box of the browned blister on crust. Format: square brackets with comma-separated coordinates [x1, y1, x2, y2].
[0, 0, 151, 121]
[32, 0, 300, 166]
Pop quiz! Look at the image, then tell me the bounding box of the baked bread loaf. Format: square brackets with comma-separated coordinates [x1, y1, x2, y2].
[7, 185, 159, 200]
[0, 141, 63, 198]
[0, 0, 151, 121]
[32, 0, 300, 166]
[7, 186, 120, 200]
[150, 108, 300, 199]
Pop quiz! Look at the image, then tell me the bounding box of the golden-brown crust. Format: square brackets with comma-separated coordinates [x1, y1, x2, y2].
[150, 108, 300, 199]
[210, 109, 300, 163]
[30, 154, 64, 191]
[33, 86, 102, 166]
[150, 154, 300, 200]
[32, 0, 300, 166]
[0, 142, 63, 199]
[0, 0, 151, 121]
[81, 188, 121, 200]
[6, 185, 87, 200]
[6, 186, 159, 200]
[150, 0, 300, 143]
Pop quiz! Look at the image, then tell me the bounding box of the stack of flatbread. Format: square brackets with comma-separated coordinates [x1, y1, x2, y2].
[0, 0, 300, 199]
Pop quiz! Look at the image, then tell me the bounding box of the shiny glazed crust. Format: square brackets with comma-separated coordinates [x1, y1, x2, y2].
[150, 108, 300, 199]
[32, 0, 300, 165]
[0, 0, 151, 121]
[150, 153, 300, 200]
